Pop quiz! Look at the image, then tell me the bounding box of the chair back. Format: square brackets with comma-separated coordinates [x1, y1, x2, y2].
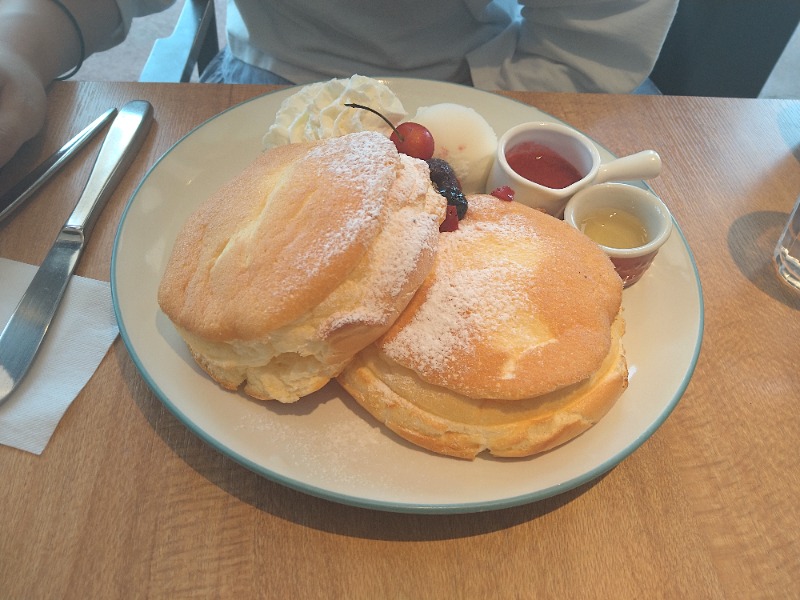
[139, 0, 219, 82]
[651, 0, 800, 97]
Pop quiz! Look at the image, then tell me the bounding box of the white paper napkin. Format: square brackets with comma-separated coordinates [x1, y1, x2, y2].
[0, 257, 118, 454]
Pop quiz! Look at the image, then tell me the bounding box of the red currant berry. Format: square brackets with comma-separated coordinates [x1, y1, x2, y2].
[439, 205, 459, 232]
[491, 186, 515, 202]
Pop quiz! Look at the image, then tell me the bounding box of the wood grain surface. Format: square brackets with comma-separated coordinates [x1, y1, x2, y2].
[1, 82, 798, 599]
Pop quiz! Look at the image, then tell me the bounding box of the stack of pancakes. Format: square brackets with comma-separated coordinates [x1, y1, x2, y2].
[158, 131, 627, 459]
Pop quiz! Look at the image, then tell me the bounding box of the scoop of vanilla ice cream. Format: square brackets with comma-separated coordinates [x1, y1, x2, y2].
[411, 103, 498, 194]
[263, 75, 406, 148]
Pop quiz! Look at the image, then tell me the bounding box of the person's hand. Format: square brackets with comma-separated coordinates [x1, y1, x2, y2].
[0, 50, 48, 168]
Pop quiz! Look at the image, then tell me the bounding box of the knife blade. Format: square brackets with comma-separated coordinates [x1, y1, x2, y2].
[0, 100, 153, 407]
[0, 108, 117, 224]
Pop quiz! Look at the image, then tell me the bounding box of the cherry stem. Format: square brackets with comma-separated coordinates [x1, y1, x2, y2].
[344, 103, 403, 142]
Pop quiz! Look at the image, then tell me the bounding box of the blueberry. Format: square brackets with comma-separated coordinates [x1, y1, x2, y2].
[438, 187, 468, 220]
[426, 158, 460, 191]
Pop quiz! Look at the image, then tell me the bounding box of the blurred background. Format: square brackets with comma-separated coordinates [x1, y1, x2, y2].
[75, 0, 226, 83]
[73, 0, 800, 100]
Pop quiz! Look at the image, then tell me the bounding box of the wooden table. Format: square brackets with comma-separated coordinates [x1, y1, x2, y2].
[1, 82, 798, 599]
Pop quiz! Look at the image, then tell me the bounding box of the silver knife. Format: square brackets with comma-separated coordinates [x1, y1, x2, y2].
[0, 100, 153, 407]
[0, 108, 117, 223]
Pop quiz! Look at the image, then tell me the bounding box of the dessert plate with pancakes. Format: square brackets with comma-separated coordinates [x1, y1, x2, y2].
[112, 79, 703, 514]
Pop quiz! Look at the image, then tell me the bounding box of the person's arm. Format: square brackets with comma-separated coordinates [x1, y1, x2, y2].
[468, 0, 679, 93]
[0, 0, 125, 166]
[0, 0, 175, 168]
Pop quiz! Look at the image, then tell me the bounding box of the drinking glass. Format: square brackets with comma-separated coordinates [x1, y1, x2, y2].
[774, 194, 800, 291]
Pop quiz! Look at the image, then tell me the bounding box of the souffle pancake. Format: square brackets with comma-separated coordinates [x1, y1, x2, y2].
[338, 194, 628, 459]
[158, 131, 446, 403]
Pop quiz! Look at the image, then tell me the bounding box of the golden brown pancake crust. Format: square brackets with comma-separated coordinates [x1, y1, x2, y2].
[378, 195, 623, 400]
[158, 132, 401, 341]
[157, 131, 446, 402]
[339, 317, 627, 459]
[338, 195, 627, 458]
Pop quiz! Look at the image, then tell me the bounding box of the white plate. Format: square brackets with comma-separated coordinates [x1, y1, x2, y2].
[112, 79, 703, 514]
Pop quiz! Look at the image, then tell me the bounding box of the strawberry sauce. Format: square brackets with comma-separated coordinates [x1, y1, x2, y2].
[505, 142, 582, 189]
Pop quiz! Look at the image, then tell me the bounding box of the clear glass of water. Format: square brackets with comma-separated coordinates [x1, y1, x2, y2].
[774, 194, 800, 291]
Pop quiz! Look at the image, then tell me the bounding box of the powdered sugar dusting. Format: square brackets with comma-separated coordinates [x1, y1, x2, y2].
[383, 197, 544, 377]
[319, 154, 444, 334]
[369, 203, 439, 299]
[306, 131, 392, 200]
[292, 132, 395, 281]
[234, 395, 392, 489]
[361, 156, 443, 299]
[328, 203, 440, 331]
[385, 263, 519, 375]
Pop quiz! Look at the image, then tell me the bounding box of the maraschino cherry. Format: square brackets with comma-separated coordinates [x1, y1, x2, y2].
[345, 103, 434, 160]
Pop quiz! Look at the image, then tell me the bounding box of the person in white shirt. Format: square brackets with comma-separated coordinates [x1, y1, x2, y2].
[0, 0, 678, 167]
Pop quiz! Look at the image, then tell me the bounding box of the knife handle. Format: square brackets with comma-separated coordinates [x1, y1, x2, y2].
[65, 100, 153, 237]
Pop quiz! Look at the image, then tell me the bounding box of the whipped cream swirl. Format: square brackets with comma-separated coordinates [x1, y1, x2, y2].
[263, 75, 406, 148]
